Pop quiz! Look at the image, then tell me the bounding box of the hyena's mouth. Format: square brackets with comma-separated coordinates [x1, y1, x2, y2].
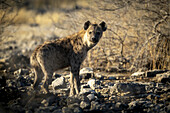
[91, 38, 98, 43]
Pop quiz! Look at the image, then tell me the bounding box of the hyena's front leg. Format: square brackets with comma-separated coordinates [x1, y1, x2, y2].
[69, 72, 75, 96]
[70, 63, 80, 96]
[73, 68, 80, 94]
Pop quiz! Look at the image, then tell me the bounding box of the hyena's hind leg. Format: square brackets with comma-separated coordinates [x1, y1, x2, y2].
[32, 66, 44, 91]
[40, 65, 53, 94]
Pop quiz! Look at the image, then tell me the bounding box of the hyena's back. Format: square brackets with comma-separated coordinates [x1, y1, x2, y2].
[30, 40, 71, 93]
[30, 40, 70, 72]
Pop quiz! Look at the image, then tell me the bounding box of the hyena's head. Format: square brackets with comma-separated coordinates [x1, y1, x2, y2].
[83, 21, 107, 49]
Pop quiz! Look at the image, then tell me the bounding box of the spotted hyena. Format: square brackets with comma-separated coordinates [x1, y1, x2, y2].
[30, 21, 107, 96]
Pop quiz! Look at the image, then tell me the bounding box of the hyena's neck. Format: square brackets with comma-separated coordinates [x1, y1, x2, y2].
[70, 29, 89, 53]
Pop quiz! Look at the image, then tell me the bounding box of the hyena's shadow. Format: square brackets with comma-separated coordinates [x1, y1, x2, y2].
[23, 90, 57, 110]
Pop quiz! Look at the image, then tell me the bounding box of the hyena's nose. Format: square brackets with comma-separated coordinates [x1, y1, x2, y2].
[92, 37, 98, 43]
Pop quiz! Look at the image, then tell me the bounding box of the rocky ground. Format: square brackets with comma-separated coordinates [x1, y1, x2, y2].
[0, 0, 169, 113]
[0, 61, 169, 113]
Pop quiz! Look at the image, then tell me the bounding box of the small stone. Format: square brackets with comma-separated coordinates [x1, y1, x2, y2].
[108, 82, 114, 86]
[146, 70, 168, 77]
[41, 95, 56, 107]
[128, 101, 139, 109]
[115, 102, 124, 110]
[108, 76, 116, 80]
[62, 107, 72, 113]
[68, 103, 79, 108]
[80, 101, 90, 109]
[14, 68, 29, 75]
[102, 94, 109, 98]
[52, 109, 62, 113]
[87, 79, 96, 90]
[53, 72, 61, 78]
[156, 71, 170, 83]
[131, 72, 145, 77]
[166, 104, 170, 113]
[80, 67, 94, 79]
[106, 66, 118, 72]
[52, 77, 66, 91]
[110, 82, 146, 96]
[95, 73, 104, 80]
[25, 110, 33, 113]
[90, 101, 101, 111]
[73, 107, 83, 113]
[87, 94, 95, 101]
[80, 87, 94, 95]
[67, 97, 81, 105]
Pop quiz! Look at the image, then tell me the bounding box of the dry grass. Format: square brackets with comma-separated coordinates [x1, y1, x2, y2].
[0, 8, 60, 25]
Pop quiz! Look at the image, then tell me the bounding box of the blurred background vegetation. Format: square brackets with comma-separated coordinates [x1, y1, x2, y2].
[0, 0, 169, 72]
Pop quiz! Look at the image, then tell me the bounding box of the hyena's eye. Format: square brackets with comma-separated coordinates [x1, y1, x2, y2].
[96, 32, 101, 35]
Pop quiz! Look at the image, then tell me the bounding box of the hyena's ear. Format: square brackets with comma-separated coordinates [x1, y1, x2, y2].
[99, 21, 107, 31]
[84, 21, 91, 30]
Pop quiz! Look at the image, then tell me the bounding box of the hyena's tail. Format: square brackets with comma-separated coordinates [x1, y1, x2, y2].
[30, 49, 44, 91]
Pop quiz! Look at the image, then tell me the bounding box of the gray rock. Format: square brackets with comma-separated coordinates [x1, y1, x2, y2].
[52, 109, 62, 113]
[53, 72, 61, 78]
[73, 107, 83, 113]
[80, 88, 94, 95]
[146, 70, 168, 77]
[166, 104, 170, 113]
[62, 107, 72, 113]
[67, 97, 81, 105]
[128, 101, 140, 109]
[115, 102, 125, 110]
[80, 101, 91, 109]
[52, 77, 66, 91]
[25, 110, 33, 113]
[90, 101, 101, 111]
[102, 94, 109, 98]
[80, 84, 96, 95]
[110, 82, 146, 96]
[87, 94, 95, 101]
[14, 68, 29, 75]
[39, 106, 56, 112]
[68, 103, 79, 108]
[131, 72, 145, 77]
[41, 95, 56, 107]
[80, 67, 93, 75]
[80, 67, 94, 79]
[108, 76, 116, 80]
[78, 95, 90, 103]
[106, 66, 118, 72]
[87, 79, 96, 90]
[156, 71, 170, 83]
[94, 73, 104, 80]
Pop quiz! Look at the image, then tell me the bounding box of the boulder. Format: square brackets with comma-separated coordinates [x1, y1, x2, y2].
[110, 82, 146, 96]
[90, 101, 101, 111]
[62, 107, 72, 113]
[80, 67, 94, 79]
[87, 94, 95, 101]
[95, 73, 104, 80]
[41, 95, 56, 107]
[131, 72, 145, 77]
[108, 76, 116, 80]
[52, 77, 66, 91]
[14, 68, 29, 75]
[87, 79, 96, 90]
[80, 101, 91, 109]
[73, 107, 83, 113]
[155, 71, 170, 83]
[146, 70, 168, 77]
[66, 96, 81, 105]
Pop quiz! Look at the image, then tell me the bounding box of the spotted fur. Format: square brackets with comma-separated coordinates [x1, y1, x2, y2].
[30, 21, 107, 96]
